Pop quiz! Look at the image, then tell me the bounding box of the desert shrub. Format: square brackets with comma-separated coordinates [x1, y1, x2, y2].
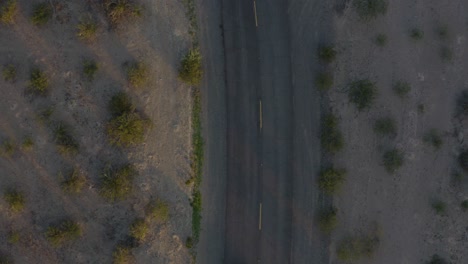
[431, 200, 446, 215]
[0, 0, 16, 24]
[28, 68, 49, 95]
[54, 122, 79, 155]
[36, 106, 54, 124]
[410, 28, 424, 41]
[458, 150, 468, 172]
[61, 169, 86, 194]
[185, 236, 194, 249]
[382, 148, 404, 173]
[146, 199, 169, 223]
[318, 46, 337, 63]
[461, 200, 468, 211]
[318, 207, 338, 233]
[320, 114, 344, 153]
[373, 117, 396, 136]
[0, 254, 12, 264]
[100, 165, 136, 201]
[178, 49, 202, 86]
[46, 220, 81, 246]
[7, 231, 19, 244]
[107, 112, 149, 147]
[77, 19, 97, 41]
[437, 26, 449, 40]
[440, 46, 453, 62]
[21, 137, 34, 151]
[130, 218, 149, 242]
[127, 62, 148, 88]
[352, 0, 387, 21]
[418, 103, 425, 114]
[336, 234, 380, 261]
[113, 245, 132, 264]
[83, 60, 98, 81]
[109, 92, 135, 117]
[2, 139, 15, 157]
[348, 79, 377, 110]
[2, 64, 16, 82]
[315, 72, 333, 91]
[393, 81, 411, 99]
[427, 254, 448, 264]
[4, 189, 24, 213]
[375, 33, 387, 47]
[423, 129, 443, 150]
[104, 0, 141, 26]
[318, 167, 346, 195]
[31, 2, 52, 26]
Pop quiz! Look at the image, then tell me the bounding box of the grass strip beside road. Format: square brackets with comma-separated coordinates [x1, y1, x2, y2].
[191, 88, 203, 246]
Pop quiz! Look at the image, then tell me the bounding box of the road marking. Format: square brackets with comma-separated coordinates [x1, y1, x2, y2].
[253, 1, 258, 27]
[259, 203, 262, 230]
[259, 100, 262, 130]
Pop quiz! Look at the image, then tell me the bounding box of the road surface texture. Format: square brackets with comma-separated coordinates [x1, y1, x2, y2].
[197, 0, 334, 263]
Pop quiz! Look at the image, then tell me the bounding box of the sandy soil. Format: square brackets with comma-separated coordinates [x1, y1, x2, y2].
[0, 1, 192, 263]
[330, 0, 468, 263]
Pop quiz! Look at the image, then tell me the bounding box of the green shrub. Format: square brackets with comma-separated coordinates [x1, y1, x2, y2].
[320, 114, 344, 153]
[77, 19, 97, 41]
[178, 49, 202, 86]
[21, 137, 34, 151]
[431, 200, 446, 215]
[375, 33, 387, 47]
[348, 79, 377, 110]
[318, 167, 346, 195]
[4, 189, 24, 213]
[127, 62, 148, 88]
[393, 81, 411, 99]
[104, 0, 141, 26]
[100, 165, 136, 201]
[109, 92, 135, 117]
[423, 129, 443, 150]
[53, 122, 79, 155]
[129, 218, 149, 242]
[83, 60, 98, 81]
[2, 64, 16, 82]
[353, 0, 387, 21]
[61, 169, 86, 194]
[318, 207, 338, 233]
[28, 68, 49, 95]
[185, 236, 193, 249]
[315, 72, 333, 91]
[31, 2, 52, 26]
[7, 231, 19, 244]
[0, 0, 16, 24]
[373, 117, 396, 136]
[318, 46, 337, 63]
[146, 199, 169, 223]
[440, 46, 453, 62]
[2, 139, 15, 157]
[107, 112, 149, 147]
[336, 234, 380, 261]
[461, 200, 468, 211]
[46, 220, 81, 246]
[459, 150, 468, 172]
[382, 148, 404, 173]
[410, 28, 424, 41]
[113, 245, 132, 264]
[427, 254, 448, 264]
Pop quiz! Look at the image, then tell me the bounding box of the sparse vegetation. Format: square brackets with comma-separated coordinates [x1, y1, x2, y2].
[427, 254, 448, 264]
[83, 60, 98, 81]
[461, 200, 468, 211]
[315, 72, 334, 91]
[440, 46, 453, 62]
[179, 49, 203, 86]
[146, 199, 169, 223]
[375, 33, 387, 47]
[107, 112, 149, 147]
[4, 189, 24, 213]
[0, 0, 16, 24]
[352, 0, 387, 21]
[383, 148, 404, 173]
[77, 19, 98, 41]
[127, 61, 148, 88]
[36, 106, 54, 124]
[373, 117, 396, 136]
[7, 231, 19, 244]
[423, 129, 443, 150]
[457, 90, 468, 116]
[2, 64, 16, 82]
[336, 233, 380, 261]
[393, 81, 411, 99]
[410, 28, 424, 41]
[348, 79, 377, 110]
[431, 200, 446, 215]
[100, 164, 137, 202]
[21, 137, 34, 151]
[113, 245, 132, 264]
[109, 92, 135, 117]
[53, 122, 79, 155]
[458, 150, 468, 172]
[2, 139, 15, 157]
[437, 26, 449, 40]
[104, 0, 141, 26]
[318, 207, 338, 233]
[418, 103, 425, 114]
[61, 169, 86, 194]
[129, 218, 149, 242]
[318, 167, 346, 195]
[320, 114, 344, 153]
[28, 68, 49, 95]
[31, 2, 52, 26]
[318, 45, 337, 63]
[46, 220, 81, 246]
[0, 254, 12, 264]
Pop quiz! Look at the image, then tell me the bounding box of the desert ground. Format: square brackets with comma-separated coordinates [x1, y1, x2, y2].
[0, 1, 194, 263]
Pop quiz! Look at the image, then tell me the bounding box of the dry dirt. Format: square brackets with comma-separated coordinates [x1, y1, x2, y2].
[0, 1, 193, 263]
[330, 0, 468, 263]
